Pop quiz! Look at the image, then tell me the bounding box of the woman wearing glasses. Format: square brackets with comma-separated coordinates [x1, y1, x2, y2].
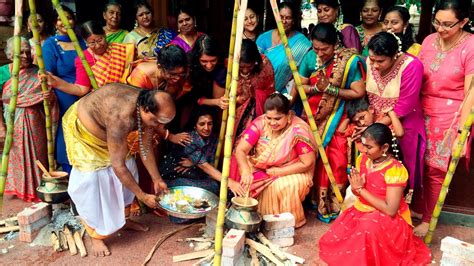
[44, 20, 135, 95]
[413, 0, 474, 237]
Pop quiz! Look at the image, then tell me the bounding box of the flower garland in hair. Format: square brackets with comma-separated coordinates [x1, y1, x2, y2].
[387, 30, 403, 58]
[273, 91, 293, 101]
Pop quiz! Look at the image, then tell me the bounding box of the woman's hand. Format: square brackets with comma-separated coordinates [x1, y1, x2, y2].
[228, 179, 245, 197]
[315, 70, 329, 92]
[41, 89, 54, 104]
[452, 131, 468, 157]
[240, 170, 253, 192]
[0, 123, 6, 140]
[349, 167, 366, 193]
[266, 167, 279, 177]
[169, 132, 192, 146]
[40, 72, 62, 89]
[216, 96, 229, 110]
[179, 157, 193, 167]
[174, 165, 190, 174]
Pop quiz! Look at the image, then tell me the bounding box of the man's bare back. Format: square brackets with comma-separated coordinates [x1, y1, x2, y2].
[77, 83, 139, 141]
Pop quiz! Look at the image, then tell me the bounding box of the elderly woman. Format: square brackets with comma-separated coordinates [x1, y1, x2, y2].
[103, 1, 128, 43]
[170, 7, 204, 53]
[365, 32, 426, 207]
[414, 0, 474, 237]
[42, 4, 86, 173]
[45, 20, 135, 95]
[383, 6, 421, 56]
[0, 37, 52, 202]
[256, 2, 311, 94]
[315, 0, 362, 52]
[231, 93, 316, 227]
[355, 0, 383, 57]
[300, 23, 365, 221]
[123, 1, 176, 58]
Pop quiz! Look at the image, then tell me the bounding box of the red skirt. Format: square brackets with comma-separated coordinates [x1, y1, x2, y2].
[319, 207, 432, 266]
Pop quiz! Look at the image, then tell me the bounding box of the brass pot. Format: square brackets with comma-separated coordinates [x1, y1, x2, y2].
[225, 197, 262, 233]
[36, 171, 69, 204]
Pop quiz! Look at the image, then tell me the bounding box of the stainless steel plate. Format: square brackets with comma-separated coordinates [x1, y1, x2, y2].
[157, 186, 219, 219]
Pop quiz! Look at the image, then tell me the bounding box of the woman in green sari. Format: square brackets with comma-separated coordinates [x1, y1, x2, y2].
[103, 1, 128, 43]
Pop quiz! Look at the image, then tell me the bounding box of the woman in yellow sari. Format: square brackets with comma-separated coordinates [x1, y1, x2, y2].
[232, 93, 316, 227]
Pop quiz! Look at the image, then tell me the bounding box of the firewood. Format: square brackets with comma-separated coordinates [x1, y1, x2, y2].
[191, 251, 215, 266]
[257, 232, 288, 261]
[63, 227, 77, 255]
[0, 225, 19, 234]
[249, 246, 259, 266]
[73, 229, 87, 257]
[172, 249, 214, 262]
[58, 230, 68, 250]
[51, 231, 62, 252]
[245, 239, 284, 266]
[282, 252, 305, 264]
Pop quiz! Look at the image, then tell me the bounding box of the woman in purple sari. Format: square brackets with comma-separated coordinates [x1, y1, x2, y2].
[170, 7, 204, 53]
[365, 32, 426, 203]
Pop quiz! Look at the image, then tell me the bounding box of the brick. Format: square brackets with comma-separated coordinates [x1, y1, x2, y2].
[270, 237, 294, 248]
[19, 231, 40, 243]
[441, 237, 474, 262]
[263, 227, 295, 240]
[222, 229, 245, 257]
[221, 254, 242, 266]
[263, 213, 295, 231]
[441, 253, 474, 266]
[17, 203, 51, 225]
[19, 216, 50, 234]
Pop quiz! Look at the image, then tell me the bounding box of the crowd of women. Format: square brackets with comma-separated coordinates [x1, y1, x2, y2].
[1, 0, 473, 264]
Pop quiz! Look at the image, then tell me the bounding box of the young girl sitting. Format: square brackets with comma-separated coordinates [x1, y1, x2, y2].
[319, 123, 431, 265]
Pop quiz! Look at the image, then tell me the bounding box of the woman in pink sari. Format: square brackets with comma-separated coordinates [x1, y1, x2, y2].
[414, 0, 474, 236]
[232, 93, 316, 227]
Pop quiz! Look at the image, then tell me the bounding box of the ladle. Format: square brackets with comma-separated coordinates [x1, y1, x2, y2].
[35, 160, 52, 179]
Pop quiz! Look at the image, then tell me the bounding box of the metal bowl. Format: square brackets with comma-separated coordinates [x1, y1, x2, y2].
[157, 186, 219, 219]
[36, 187, 70, 204]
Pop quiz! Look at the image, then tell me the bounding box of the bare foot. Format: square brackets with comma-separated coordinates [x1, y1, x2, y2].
[413, 222, 429, 237]
[124, 219, 149, 232]
[91, 238, 111, 257]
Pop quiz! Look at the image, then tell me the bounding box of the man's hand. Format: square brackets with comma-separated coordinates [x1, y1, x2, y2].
[169, 132, 191, 146]
[153, 179, 168, 195]
[138, 193, 158, 209]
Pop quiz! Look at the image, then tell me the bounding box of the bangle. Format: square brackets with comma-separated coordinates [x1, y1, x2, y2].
[164, 129, 170, 140]
[326, 85, 339, 96]
[357, 187, 363, 195]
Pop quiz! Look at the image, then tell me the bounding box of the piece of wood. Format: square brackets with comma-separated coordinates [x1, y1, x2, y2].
[191, 251, 215, 266]
[257, 232, 288, 261]
[63, 227, 77, 256]
[73, 229, 87, 257]
[0, 217, 18, 226]
[249, 246, 259, 266]
[0, 225, 19, 233]
[245, 239, 285, 266]
[58, 230, 68, 250]
[185, 237, 214, 242]
[282, 252, 305, 264]
[51, 231, 62, 252]
[172, 249, 214, 262]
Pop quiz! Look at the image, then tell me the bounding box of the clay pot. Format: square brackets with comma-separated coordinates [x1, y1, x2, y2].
[225, 197, 262, 232]
[36, 171, 69, 204]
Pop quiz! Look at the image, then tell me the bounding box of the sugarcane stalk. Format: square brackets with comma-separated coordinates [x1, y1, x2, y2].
[213, 0, 248, 265]
[51, 0, 99, 90]
[214, 0, 240, 168]
[29, 0, 54, 170]
[269, 0, 343, 202]
[0, 0, 23, 215]
[425, 78, 474, 245]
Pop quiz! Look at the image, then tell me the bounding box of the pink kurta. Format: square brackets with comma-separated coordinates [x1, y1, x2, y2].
[419, 33, 474, 171]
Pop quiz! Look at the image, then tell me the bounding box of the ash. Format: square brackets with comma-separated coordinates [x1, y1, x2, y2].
[51, 208, 82, 231]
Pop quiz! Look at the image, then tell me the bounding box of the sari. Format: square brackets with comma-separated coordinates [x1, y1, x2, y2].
[339, 24, 362, 53]
[366, 53, 426, 197]
[123, 28, 176, 58]
[75, 43, 135, 88]
[170, 32, 205, 53]
[256, 30, 311, 93]
[106, 29, 128, 43]
[230, 115, 316, 227]
[1, 64, 48, 202]
[319, 154, 432, 265]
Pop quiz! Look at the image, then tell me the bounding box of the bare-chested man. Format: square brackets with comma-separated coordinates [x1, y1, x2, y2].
[62, 84, 175, 256]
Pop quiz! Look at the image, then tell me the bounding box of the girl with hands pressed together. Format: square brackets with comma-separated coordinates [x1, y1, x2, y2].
[319, 123, 431, 265]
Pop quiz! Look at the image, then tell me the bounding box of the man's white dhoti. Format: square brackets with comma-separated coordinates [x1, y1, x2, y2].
[68, 158, 139, 236]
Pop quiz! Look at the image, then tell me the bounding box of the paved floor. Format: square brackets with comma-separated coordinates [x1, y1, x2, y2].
[2, 195, 474, 265]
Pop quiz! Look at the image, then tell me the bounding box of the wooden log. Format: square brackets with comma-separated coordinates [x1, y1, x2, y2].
[191, 251, 215, 266]
[0, 225, 19, 233]
[245, 239, 284, 266]
[73, 229, 87, 257]
[58, 230, 68, 250]
[249, 246, 259, 266]
[172, 249, 214, 263]
[63, 227, 77, 255]
[0, 216, 18, 226]
[51, 231, 62, 252]
[282, 251, 305, 264]
[257, 232, 288, 261]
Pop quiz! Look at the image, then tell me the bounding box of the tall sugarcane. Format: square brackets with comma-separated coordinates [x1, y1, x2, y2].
[51, 0, 99, 90]
[213, 0, 248, 264]
[214, 0, 240, 168]
[269, 0, 343, 203]
[29, 0, 54, 171]
[425, 78, 474, 245]
[0, 0, 23, 215]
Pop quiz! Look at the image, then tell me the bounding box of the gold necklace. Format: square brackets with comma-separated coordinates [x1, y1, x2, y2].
[370, 156, 391, 169]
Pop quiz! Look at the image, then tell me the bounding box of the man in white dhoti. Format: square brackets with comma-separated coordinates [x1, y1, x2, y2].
[63, 84, 175, 256]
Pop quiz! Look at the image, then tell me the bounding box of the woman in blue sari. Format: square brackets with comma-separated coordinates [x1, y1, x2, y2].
[42, 5, 86, 173]
[301, 23, 366, 222]
[256, 2, 311, 94]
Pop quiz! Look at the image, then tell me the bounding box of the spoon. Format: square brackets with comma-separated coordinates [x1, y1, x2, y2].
[35, 160, 52, 179]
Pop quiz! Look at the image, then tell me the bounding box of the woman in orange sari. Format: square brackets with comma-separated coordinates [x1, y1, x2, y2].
[232, 93, 316, 227]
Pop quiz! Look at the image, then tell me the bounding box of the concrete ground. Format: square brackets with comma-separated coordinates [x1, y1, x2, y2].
[1, 195, 474, 265]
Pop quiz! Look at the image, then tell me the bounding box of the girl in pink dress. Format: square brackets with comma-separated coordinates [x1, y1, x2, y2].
[414, 0, 474, 236]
